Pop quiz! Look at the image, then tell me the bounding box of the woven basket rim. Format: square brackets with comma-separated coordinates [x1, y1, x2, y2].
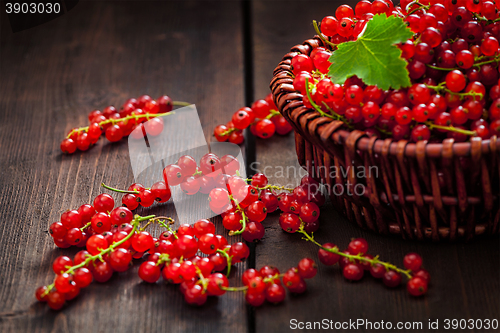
[271, 36, 500, 159]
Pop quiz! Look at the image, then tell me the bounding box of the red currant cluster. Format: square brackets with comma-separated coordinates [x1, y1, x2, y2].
[48, 193, 126, 248]
[203, 172, 325, 242]
[237, 258, 317, 306]
[100, 153, 241, 211]
[60, 95, 190, 154]
[39, 210, 320, 309]
[38, 214, 155, 309]
[213, 93, 293, 144]
[46, 148, 430, 306]
[298, 230, 430, 296]
[294, 0, 500, 142]
[136, 219, 250, 306]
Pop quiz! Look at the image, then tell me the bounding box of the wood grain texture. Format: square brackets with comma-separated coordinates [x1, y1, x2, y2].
[0, 1, 247, 332]
[251, 1, 500, 332]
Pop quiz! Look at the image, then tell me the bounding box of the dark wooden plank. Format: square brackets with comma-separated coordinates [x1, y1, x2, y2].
[251, 1, 500, 332]
[0, 1, 248, 332]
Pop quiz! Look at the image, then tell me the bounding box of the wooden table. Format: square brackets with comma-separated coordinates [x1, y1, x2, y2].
[1, 1, 498, 332]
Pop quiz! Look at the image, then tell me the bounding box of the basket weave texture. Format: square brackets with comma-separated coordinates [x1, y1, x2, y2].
[270, 37, 500, 241]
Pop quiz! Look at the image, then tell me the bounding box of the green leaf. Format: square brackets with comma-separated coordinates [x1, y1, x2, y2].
[327, 14, 413, 90]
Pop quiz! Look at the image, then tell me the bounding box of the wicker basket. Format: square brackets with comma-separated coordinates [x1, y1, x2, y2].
[270, 37, 500, 241]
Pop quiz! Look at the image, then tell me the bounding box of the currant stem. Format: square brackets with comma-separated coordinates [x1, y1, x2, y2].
[228, 196, 247, 236]
[153, 217, 178, 239]
[425, 122, 477, 136]
[321, 102, 354, 130]
[425, 84, 484, 99]
[305, 78, 335, 120]
[265, 109, 281, 120]
[80, 222, 92, 231]
[471, 12, 500, 24]
[157, 253, 171, 266]
[312, 20, 337, 49]
[172, 101, 192, 107]
[255, 184, 295, 193]
[195, 266, 209, 291]
[67, 111, 178, 139]
[297, 226, 413, 279]
[405, 1, 429, 16]
[216, 249, 232, 277]
[221, 127, 238, 137]
[427, 56, 500, 72]
[158, 221, 177, 239]
[43, 214, 156, 297]
[425, 64, 454, 72]
[473, 56, 500, 68]
[192, 170, 203, 177]
[221, 285, 248, 292]
[101, 182, 138, 194]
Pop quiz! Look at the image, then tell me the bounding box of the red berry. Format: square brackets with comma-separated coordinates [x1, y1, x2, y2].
[407, 276, 428, 296]
[347, 238, 368, 255]
[138, 261, 161, 283]
[318, 243, 340, 265]
[207, 273, 229, 296]
[403, 253, 423, 271]
[54, 273, 75, 293]
[49, 222, 67, 239]
[242, 221, 265, 242]
[73, 267, 93, 288]
[60, 138, 77, 154]
[259, 265, 279, 279]
[383, 270, 402, 288]
[414, 269, 431, 284]
[260, 190, 278, 212]
[229, 242, 250, 263]
[232, 110, 252, 129]
[283, 268, 302, 289]
[105, 124, 124, 142]
[92, 260, 113, 283]
[320, 16, 338, 36]
[279, 213, 301, 233]
[60, 209, 82, 229]
[291, 54, 314, 75]
[122, 193, 139, 210]
[411, 124, 431, 142]
[343, 263, 364, 281]
[369, 263, 386, 279]
[65, 227, 83, 245]
[198, 233, 219, 255]
[163, 164, 184, 186]
[299, 202, 320, 223]
[109, 248, 132, 272]
[131, 231, 154, 252]
[176, 235, 198, 258]
[91, 212, 112, 233]
[47, 290, 65, 310]
[297, 258, 317, 279]
[86, 234, 109, 255]
[245, 290, 265, 307]
[481, 36, 499, 56]
[245, 201, 267, 222]
[52, 256, 73, 274]
[265, 283, 286, 303]
[214, 125, 229, 142]
[255, 119, 276, 138]
[35, 286, 49, 302]
[336, 4, 354, 19]
[184, 284, 207, 306]
[93, 193, 114, 213]
[446, 70, 466, 92]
